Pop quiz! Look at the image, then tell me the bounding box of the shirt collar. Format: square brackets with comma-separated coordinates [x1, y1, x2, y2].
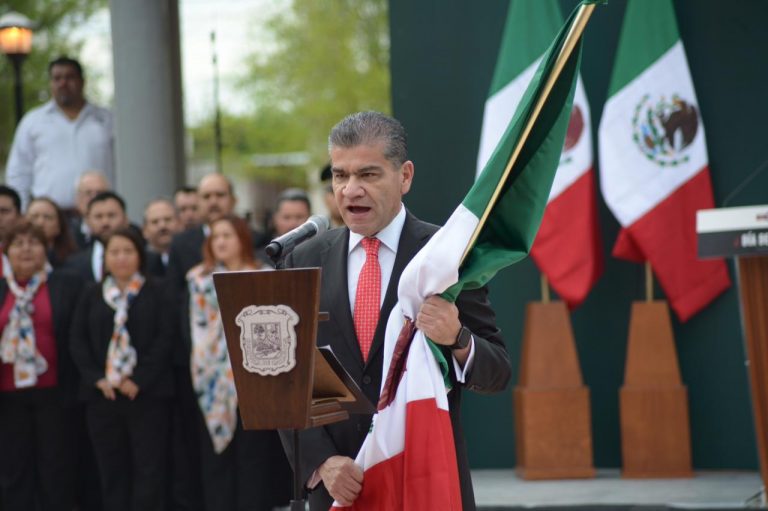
[348, 204, 406, 254]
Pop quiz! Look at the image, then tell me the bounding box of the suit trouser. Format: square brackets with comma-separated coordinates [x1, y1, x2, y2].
[86, 395, 170, 511]
[0, 388, 77, 511]
[196, 409, 292, 511]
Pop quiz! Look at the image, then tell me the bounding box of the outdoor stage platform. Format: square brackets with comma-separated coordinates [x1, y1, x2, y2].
[473, 470, 765, 511]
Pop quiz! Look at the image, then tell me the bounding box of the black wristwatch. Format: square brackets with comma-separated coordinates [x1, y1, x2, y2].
[451, 326, 472, 350]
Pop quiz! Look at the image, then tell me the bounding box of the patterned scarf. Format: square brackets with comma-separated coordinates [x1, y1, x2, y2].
[103, 273, 145, 387]
[188, 264, 238, 454]
[0, 269, 50, 388]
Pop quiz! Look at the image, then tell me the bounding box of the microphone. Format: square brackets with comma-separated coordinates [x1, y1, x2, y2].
[265, 215, 330, 261]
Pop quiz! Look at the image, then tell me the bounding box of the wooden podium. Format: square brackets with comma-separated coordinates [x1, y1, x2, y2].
[213, 268, 373, 510]
[698, 205, 768, 492]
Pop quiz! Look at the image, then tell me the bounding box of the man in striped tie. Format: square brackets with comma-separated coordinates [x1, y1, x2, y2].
[280, 111, 511, 511]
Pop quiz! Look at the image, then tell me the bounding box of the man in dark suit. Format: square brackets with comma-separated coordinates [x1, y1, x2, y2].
[280, 112, 511, 511]
[142, 198, 181, 278]
[65, 191, 129, 282]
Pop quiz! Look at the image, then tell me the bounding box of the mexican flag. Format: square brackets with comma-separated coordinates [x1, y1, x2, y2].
[476, 0, 603, 308]
[598, 0, 730, 322]
[332, 2, 600, 508]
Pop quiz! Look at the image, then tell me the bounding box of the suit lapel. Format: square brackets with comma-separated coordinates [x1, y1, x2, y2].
[364, 212, 431, 369]
[322, 229, 361, 365]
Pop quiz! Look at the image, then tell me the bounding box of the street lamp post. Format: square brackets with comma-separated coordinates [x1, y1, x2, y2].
[0, 11, 34, 125]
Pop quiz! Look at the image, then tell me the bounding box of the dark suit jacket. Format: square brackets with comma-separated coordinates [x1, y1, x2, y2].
[146, 250, 168, 279]
[0, 270, 85, 405]
[64, 245, 98, 282]
[69, 277, 175, 401]
[280, 212, 511, 511]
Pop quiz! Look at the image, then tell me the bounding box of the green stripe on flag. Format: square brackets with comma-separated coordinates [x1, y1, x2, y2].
[488, 0, 562, 96]
[442, 1, 590, 302]
[606, 0, 680, 97]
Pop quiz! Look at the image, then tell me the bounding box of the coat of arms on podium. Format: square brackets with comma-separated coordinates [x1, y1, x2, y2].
[235, 305, 298, 376]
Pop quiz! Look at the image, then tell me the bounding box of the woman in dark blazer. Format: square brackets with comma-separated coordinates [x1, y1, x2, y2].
[26, 197, 78, 268]
[0, 220, 84, 510]
[70, 226, 174, 511]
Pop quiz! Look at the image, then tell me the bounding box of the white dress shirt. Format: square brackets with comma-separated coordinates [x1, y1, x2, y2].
[6, 100, 114, 210]
[91, 241, 104, 281]
[346, 205, 475, 382]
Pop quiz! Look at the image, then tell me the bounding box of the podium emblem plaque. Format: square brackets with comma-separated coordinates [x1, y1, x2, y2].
[235, 304, 298, 376]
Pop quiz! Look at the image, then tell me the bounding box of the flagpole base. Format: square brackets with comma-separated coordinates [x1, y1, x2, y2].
[620, 301, 692, 478]
[513, 301, 594, 480]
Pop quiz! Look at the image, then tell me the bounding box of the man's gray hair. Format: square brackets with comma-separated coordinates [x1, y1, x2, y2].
[328, 111, 408, 166]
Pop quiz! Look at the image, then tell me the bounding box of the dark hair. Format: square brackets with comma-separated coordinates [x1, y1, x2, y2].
[175, 185, 197, 195]
[3, 219, 47, 256]
[48, 56, 84, 79]
[202, 215, 258, 270]
[87, 191, 126, 214]
[28, 197, 77, 263]
[275, 188, 311, 213]
[320, 162, 332, 182]
[328, 111, 408, 166]
[103, 227, 147, 277]
[0, 185, 22, 214]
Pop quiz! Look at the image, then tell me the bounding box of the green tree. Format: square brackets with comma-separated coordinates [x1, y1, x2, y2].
[0, 0, 106, 166]
[238, 0, 391, 162]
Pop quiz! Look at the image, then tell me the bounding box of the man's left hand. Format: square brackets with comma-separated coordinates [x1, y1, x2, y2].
[416, 296, 462, 346]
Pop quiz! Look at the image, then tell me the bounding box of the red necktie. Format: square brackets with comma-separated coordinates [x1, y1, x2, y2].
[353, 237, 381, 362]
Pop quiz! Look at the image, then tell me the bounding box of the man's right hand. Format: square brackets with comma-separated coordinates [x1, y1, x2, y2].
[318, 455, 363, 506]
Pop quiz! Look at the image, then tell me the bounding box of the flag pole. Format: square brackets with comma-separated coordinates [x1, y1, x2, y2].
[645, 261, 653, 302]
[541, 274, 551, 303]
[460, 1, 597, 266]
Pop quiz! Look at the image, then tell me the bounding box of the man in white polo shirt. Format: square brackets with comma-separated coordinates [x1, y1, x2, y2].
[6, 56, 114, 211]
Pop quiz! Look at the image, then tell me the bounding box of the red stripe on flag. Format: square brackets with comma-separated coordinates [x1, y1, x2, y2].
[611, 168, 730, 322]
[531, 169, 604, 307]
[333, 398, 462, 511]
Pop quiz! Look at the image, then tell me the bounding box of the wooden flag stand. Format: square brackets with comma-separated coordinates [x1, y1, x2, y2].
[513, 276, 595, 479]
[619, 263, 692, 478]
[213, 268, 374, 511]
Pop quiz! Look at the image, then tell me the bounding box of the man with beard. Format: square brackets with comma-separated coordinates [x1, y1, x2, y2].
[142, 198, 181, 277]
[6, 57, 114, 211]
[64, 191, 129, 282]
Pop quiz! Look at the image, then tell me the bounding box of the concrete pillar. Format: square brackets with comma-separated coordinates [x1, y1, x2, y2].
[109, 0, 185, 222]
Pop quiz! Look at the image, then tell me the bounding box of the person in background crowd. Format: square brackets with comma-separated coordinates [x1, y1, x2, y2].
[142, 198, 181, 278]
[167, 174, 239, 289]
[6, 57, 114, 211]
[0, 220, 84, 510]
[65, 191, 129, 282]
[0, 186, 22, 276]
[271, 188, 312, 237]
[71, 171, 111, 249]
[27, 197, 78, 267]
[70, 227, 174, 511]
[319, 163, 344, 228]
[183, 215, 290, 511]
[174, 186, 201, 231]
